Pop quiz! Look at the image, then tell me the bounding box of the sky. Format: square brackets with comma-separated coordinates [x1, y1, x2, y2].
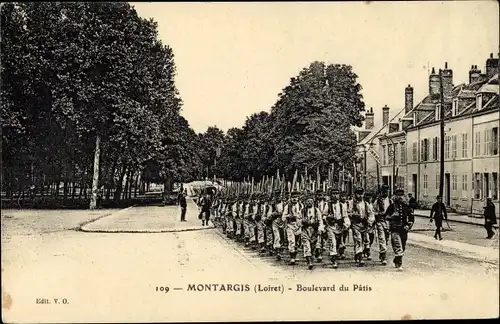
[131, 1, 499, 134]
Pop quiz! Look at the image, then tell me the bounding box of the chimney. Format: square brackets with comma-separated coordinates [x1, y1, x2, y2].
[486, 53, 499, 79]
[382, 105, 389, 126]
[429, 67, 440, 100]
[365, 107, 374, 129]
[405, 84, 413, 114]
[441, 62, 453, 101]
[469, 65, 482, 84]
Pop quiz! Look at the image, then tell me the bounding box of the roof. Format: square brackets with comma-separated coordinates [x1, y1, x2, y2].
[357, 108, 406, 146]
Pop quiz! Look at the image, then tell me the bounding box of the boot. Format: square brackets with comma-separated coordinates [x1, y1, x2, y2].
[394, 256, 403, 271]
[275, 249, 282, 261]
[364, 248, 371, 260]
[307, 256, 314, 270]
[315, 248, 323, 262]
[290, 252, 296, 265]
[260, 243, 266, 254]
[245, 239, 249, 247]
[380, 252, 387, 265]
[338, 247, 346, 260]
[356, 253, 365, 267]
[202, 220, 205, 226]
[331, 255, 338, 269]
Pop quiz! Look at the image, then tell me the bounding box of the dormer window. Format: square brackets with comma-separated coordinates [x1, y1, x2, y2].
[452, 99, 458, 117]
[476, 93, 483, 110]
[435, 104, 441, 121]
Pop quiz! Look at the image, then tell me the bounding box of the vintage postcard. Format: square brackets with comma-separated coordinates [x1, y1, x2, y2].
[2, 1, 499, 322]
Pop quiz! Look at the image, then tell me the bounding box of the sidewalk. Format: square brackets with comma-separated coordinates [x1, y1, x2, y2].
[413, 209, 498, 228]
[80, 199, 214, 233]
[408, 232, 499, 265]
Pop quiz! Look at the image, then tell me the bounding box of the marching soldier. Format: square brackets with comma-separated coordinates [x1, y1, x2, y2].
[350, 187, 375, 267]
[363, 192, 375, 260]
[300, 193, 324, 270]
[272, 190, 286, 260]
[342, 191, 352, 247]
[373, 185, 391, 265]
[317, 190, 330, 261]
[283, 191, 304, 265]
[255, 194, 267, 253]
[262, 194, 275, 255]
[237, 195, 246, 242]
[325, 189, 351, 268]
[243, 195, 256, 247]
[386, 188, 414, 271]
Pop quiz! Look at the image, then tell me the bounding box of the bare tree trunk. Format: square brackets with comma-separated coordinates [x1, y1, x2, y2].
[89, 134, 101, 209]
[127, 169, 134, 199]
[134, 171, 139, 198]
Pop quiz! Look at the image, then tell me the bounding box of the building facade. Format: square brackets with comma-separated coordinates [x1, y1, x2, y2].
[357, 53, 499, 213]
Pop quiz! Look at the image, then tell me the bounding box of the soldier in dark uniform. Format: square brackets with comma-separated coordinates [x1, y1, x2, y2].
[387, 188, 414, 271]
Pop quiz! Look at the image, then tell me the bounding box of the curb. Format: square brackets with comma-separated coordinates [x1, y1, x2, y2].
[414, 213, 499, 229]
[78, 225, 215, 234]
[77, 205, 136, 231]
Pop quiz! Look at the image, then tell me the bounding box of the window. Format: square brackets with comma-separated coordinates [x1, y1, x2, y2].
[452, 99, 458, 116]
[445, 136, 451, 159]
[381, 145, 386, 165]
[493, 173, 498, 200]
[475, 131, 481, 156]
[435, 104, 441, 121]
[436, 138, 440, 160]
[492, 127, 498, 155]
[412, 143, 417, 162]
[461, 133, 468, 158]
[423, 174, 428, 195]
[400, 142, 406, 164]
[452, 174, 458, 191]
[462, 174, 468, 198]
[451, 135, 457, 158]
[475, 173, 482, 199]
[484, 129, 492, 156]
[476, 94, 483, 110]
[432, 137, 438, 160]
[394, 143, 399, 165]
[436, 174, 440, 189]
[421, 138, 429, 162]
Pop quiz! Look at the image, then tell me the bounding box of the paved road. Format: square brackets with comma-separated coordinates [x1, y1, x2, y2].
[2, 205, 498, 322]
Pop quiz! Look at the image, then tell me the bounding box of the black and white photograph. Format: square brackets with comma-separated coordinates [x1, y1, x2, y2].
[1, 1, 499, 322]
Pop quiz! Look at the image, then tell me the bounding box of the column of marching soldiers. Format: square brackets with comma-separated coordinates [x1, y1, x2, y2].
[211, 170, 415, 271]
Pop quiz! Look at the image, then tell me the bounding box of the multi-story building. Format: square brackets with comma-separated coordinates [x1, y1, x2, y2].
[357, 53, 499, 213]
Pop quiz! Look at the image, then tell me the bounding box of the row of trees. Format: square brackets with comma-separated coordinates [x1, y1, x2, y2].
[201, 61, 366, 187]
[1, 2, 202, 208]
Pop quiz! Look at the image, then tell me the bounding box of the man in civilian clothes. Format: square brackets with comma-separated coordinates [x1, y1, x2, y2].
[430, 195, 447, 240]
[179, 191, 187, 222]
[484, 197, 497, 239]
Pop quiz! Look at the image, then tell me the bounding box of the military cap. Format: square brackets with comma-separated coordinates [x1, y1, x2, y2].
[381, 184, 390, 191]
[395, 188, 405, 196]
[354, 187, 364, 194]
[274, 189, 281, 195]
[328, 188, 340, 196]
[291, 191, 300, 197]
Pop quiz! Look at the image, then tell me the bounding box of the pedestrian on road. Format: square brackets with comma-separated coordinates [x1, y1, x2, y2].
[199, 193, 212, 226]
[430, 195, 447, 240]
[483, 197, 497, 239]
[179, 191, 187, 222]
